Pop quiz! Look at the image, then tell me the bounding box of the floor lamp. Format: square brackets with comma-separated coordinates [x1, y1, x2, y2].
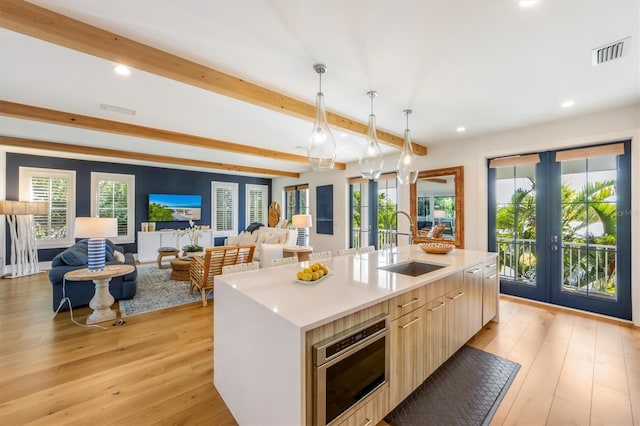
[292, 214, 312, 247]
[0, 200, 49, 278]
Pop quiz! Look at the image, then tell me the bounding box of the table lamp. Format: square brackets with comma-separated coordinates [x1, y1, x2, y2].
[434, 210, 446, 224]
[0, 200, 49, 278]
[74, 217, 118, 271]
[291, 214, 312, 247]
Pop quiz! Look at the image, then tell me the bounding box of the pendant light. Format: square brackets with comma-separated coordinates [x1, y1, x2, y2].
[359, 91, 384, 180]
[396, 109, 418, 184]
[308, 64, 336, 171]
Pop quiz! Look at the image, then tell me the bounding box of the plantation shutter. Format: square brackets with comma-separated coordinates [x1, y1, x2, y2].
[248, 187, 264, 224]
[216, 186, 233, 232]
[97, 179, 129, 236]
[30, 176, 69, 240]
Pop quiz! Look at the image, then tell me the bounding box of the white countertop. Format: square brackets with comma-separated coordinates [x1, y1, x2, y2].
[216, 245, 496, 331]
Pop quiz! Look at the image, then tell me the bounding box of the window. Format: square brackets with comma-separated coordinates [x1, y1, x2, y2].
[284, 184, 309, 220]
[212, 181, 238, 237]
[91, 172, 135, 244]
[246, 184, 268, 226]
[19, 167, 76, 248]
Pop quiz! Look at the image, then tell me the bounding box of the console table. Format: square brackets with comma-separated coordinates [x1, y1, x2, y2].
[137, 230, 214, 263]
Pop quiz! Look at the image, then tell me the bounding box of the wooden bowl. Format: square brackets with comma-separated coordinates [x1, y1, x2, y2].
[419, 243, 455, 254]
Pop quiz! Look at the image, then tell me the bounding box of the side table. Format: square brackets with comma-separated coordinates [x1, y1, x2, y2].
[65, 264, 135, 324]
[170, 257, 192, 281]
[283, 246, 314, 262]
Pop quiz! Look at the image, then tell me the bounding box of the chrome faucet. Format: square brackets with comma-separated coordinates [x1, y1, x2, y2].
[395, 210, 414, 246]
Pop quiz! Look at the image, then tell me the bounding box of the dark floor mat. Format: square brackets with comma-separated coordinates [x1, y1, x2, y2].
[385, 345, 520, 426]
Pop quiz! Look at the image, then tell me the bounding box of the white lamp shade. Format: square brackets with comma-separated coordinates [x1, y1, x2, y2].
[74, 217, 118, 238]
[292, 214, 313, 228]
[434, 210, 446, 219]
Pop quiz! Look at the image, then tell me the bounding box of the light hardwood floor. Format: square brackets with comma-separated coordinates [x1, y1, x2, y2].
[0, 272, 638, 425]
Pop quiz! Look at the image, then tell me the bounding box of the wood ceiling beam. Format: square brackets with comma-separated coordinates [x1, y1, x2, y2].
[0, 100, 346, 170]
[0, 135, 300, 178]
[0, 0, 427, 156]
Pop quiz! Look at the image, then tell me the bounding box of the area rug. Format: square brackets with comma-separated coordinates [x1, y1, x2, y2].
[118, 263, 212, 317]
[385, 345, 520, 426]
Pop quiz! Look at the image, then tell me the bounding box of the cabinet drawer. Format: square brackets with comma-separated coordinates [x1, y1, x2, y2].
[390, 287, 425, 320]
[338, 384, 389, 426]
[484, 259, 497, 278]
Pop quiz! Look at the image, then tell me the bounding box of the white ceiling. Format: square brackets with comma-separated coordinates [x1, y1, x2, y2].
[1, 0, 638, 177]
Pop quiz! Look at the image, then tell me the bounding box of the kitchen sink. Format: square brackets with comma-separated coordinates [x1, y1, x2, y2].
[378, 261, 445, 277]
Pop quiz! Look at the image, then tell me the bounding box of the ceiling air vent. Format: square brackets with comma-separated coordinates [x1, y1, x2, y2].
[592, 37, 630, 65]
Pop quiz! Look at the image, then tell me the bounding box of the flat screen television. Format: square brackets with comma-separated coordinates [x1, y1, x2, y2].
[148, 194, 202, 222]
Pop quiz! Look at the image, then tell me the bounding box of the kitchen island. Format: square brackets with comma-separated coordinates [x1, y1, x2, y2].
[214, 245, 498, 426]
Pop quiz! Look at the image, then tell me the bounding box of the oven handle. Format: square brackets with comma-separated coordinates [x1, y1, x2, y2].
[316, 329, 388, 369]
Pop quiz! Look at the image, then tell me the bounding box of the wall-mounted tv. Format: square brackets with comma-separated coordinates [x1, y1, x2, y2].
[148, 194, 202, 222]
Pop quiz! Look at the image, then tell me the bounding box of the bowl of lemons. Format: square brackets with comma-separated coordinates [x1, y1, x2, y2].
[296, 262, 330, 284]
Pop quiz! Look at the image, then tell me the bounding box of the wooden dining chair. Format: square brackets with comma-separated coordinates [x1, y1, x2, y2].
[189, 244, 255, 306]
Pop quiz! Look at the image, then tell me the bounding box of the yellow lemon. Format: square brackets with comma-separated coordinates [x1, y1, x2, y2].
[311, 272, 320, 281]
[297, 271, 305, 280]
[317, 269, 325, 278]
[302, 272, 313, 281]
[303, 267, 312, 274]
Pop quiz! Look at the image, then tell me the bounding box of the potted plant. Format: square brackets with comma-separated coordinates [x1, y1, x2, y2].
[177, 220, 203, 256]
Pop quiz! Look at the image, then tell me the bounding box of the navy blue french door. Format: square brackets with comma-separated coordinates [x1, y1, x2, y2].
[488, 140, 631, 320]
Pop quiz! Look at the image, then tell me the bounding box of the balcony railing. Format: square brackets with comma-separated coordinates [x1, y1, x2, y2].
[497, 237, 617, 299]
[351, 227, 397, 250]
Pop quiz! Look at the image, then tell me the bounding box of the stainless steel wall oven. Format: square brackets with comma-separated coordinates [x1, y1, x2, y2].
[312, 315, 389, 425]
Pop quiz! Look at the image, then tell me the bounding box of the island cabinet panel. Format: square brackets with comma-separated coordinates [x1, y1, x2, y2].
[389, 304, 428, 409]
[304, 301, 389, 426]
[423, 295, 447, 378]
[338, 384, 389, 426]
[482, 259, 499, 325]
[464, 263, 484, 338]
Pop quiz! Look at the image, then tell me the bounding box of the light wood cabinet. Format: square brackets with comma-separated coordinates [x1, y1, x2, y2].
[423, 295, 447, 378]
[483, 259, 499, 325]
[464, 263, 484, 338]
[339, 385, 389, 426]
[445, 285, 467, 359]
[389, 305, 427, 408]
[389, 286, 425, 320]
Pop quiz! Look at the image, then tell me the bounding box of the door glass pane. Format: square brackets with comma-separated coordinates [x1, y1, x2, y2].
[495, 163, 537, 285]
[560, 155, 617, 300]
[350, 182, 367, 248]
[378, 178, 398, 247]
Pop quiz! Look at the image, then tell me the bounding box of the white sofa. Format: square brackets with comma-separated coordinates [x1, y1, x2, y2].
[225, 226, 297, 267]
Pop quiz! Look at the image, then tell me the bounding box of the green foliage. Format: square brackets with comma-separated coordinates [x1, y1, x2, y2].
[377, 192, 397, 229]
[496, 175, 617, 293]
[149, 202, 174, 222]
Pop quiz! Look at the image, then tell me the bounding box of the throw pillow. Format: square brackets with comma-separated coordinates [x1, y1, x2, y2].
[246, 222, 264, 233]
[60, 246, 88, 266]
[114, 250, 126, 263]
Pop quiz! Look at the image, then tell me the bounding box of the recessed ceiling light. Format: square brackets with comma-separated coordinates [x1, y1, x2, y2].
[114, 64, 131, 76]
[519, 0, 540, 8]
[456, 126, 466, 133]
[561, 100, 575, 108]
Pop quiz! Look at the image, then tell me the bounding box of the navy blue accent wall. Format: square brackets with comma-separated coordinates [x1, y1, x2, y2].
[6, 153, 271, 261]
